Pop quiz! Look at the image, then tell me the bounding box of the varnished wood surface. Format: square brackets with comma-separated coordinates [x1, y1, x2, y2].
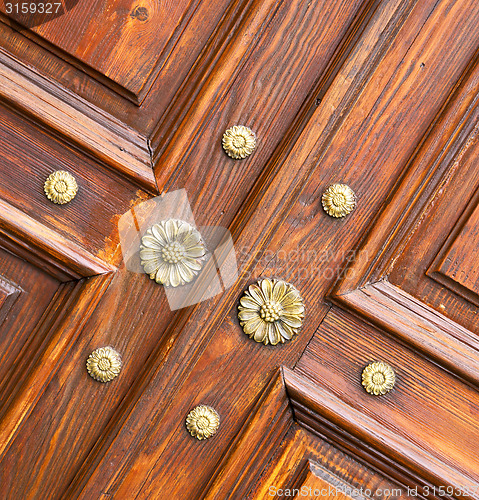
[0, 273, 112, 460]
[0, 0, 233, 101]
[334, 281, 479, 388]
[253, 440, 403, 500]
[0, 51, 156, 192]
[0, 102, 149, 274]
[432, 198, 479, 303]
[1, 0, 479, 498]
[66, 0, 479, 497]
[293, 309, 479, 496]
[0, 249, 59, 406]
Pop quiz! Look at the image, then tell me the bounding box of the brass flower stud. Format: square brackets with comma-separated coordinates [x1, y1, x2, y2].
[140, 219, 206, 287]
[238, 278, 304, 345]
[322, 183, 355, 217]
[44, 170, 78, 204]
[222, 125, 256, 159]
[186, 405, 220, 440]
[86, 347, 122, 382]
[362, 362, 395, 395]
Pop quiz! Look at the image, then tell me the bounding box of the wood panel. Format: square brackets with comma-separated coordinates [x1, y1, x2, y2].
[55, 1, 479, 497]
[428, 191, 479, 306]
[0, 0, 279, 134]
[202, 371, 293, 500]
[0, 274, 20, 327]
[0, 0, 234, 103]
[291, 461, 369, 500]
[331, 21, 479, 333]
[333, 281, 479, 388]
[2, 0, 479, 497]
[154, 0, 370, 229]
[293, 310, 479, 498]
[387, 100, 479, 331]
[0, 102, 150, 274]
[0, 51, 156, 191]
[0, 248, 58, 403]
[252, 427, 404, 500]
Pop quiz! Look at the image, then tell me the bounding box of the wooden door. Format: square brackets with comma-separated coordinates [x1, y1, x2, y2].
[1, 0, 479, 498]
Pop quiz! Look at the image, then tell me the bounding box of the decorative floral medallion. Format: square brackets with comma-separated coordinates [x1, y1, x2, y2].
[322, 183, 356, 218]
[44, 170, 78, 204]
[238, 278, 304, 345]
[86, 347, 122, 383]
[222, 125, 256, 159]
[362, 362, 395, 395]
[140, 219, 206, 287]
[186, 405, 220, 440]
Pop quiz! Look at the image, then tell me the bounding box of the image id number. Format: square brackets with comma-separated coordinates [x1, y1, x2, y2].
[5, 3, 62, 14]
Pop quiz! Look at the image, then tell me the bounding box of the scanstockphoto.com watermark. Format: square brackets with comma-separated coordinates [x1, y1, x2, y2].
[234, 245, 369, 284]
[269, 485, 477, 497]
[269, 486, 404, 497]
[118, 189, 368, 311]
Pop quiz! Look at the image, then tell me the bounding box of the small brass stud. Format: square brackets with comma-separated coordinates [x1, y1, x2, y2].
[86, 347, 122, 382]
[222, 125, 256, 159]
[362, 362, 395, 395]
[238, 278, 305, 345]
[322, 183, 355, 218]
[186, 405, 220, 440]
[44, 170, 78, 204]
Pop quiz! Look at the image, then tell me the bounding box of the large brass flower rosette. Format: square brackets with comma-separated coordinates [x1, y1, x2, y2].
[238, 278, 304, 345]
[140, 219, 206, 287]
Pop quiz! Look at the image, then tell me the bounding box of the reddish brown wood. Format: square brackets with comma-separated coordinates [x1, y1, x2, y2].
[292, 309, 479, 497]
[0, 248, 59, 407]
[202, 370, 293, 500]
[252, 426, 404, 500]
[2, 0, 479, 497]
[0, 103, 150, 276]
[428, 191, 479, 306]
[0, 0, 235, 102]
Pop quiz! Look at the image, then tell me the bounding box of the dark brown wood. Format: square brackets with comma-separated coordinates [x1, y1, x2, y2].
[2, 0, 479, 498]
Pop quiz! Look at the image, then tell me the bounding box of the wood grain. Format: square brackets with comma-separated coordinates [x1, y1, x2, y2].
[0, 50, 156, 192]
[60, 1, 479, 497]
[0, 274, 21, 328]
[388, 103, 479, 332]
[251, 427, 404, 500]
[429, 202, 479, 306]
[333, 280, 479, 388]
[0, 273, 113, 487]
[292, 309, 479, 498]
[0, 102, 152, 276]
[1, 0, 233, 101]
[202, 370, 293, 500]
[292, 461, 373, 500]
[0, 249, 59, 407]
[2, 0, 479, 497]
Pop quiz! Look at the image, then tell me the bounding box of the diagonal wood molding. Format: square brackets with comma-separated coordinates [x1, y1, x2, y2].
[201, 366, 479, 500]
[0, 273, 113, 462]
[332, 280, 479, 388]
[0, 50, 156, 193]
[283, 367, 479, 500]
[0, 198, 116, 281]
